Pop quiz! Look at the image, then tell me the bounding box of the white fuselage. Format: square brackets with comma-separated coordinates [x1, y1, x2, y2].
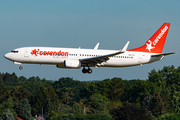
[4, 47, 163, 68]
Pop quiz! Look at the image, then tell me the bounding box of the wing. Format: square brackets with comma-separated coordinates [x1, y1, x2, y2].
[80, 41, 130, 66]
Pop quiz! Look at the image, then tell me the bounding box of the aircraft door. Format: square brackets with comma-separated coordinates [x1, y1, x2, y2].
[24, 48, 29, 57]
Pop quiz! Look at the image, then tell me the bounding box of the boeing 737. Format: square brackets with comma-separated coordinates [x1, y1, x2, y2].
[4, 23, 175, 74]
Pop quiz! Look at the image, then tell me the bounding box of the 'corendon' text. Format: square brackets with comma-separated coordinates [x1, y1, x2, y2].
[31, 49, 69, 57]
[153, 26, 168, 45]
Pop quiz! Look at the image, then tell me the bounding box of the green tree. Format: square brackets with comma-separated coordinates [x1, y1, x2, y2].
[2, 72, 17, 86]
[58, 87, 74, 105]
[0, 85, 9, 103]
[50, 114, 114, 120]
[32, 86, 48, 116]
[108, 77, 124, 100]
[11, 86, 31, 112]
[152, 92, 167, 117]
[85, 95, 107, 114]
[0, 97, 16, 119]
[44, 99, 54, 114]
[148, 65, 180, 113]
[85, 78, 125, 102]
[85, 79, 111, 98]
[70, 103, 83, 114]
[45, 86, 59, 111]
[1, 109, 15, 120]
[53, 77, 87, 103]
[122, 79, 159, 104]
[140, 94, 154, 115]
[17, 76, 27, 84]
[110, 103, 151, 120]
[171, 90, 180, 113]
[16, 98, 32, 120]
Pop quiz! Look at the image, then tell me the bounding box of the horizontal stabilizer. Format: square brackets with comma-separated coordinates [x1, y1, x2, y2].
[151, 52, 175, 57]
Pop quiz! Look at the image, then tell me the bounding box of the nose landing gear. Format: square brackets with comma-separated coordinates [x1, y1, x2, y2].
[19, 66, 23, 70]
[14, 62, 23, 70]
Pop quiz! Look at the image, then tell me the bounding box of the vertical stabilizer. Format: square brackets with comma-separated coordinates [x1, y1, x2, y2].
[128, 23, 170, 53]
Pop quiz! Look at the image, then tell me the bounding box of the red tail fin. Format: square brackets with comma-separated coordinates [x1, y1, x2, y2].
[128, 23, 170, 53]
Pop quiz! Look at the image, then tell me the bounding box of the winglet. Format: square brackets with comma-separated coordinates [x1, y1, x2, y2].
[94, 43, 100, 50]
[121, 41, 130, 52]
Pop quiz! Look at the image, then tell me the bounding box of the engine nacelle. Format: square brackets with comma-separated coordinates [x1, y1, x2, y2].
[63, 59, 81, 68]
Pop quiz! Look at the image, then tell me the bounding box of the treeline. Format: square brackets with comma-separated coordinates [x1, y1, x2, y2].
[0, 65, 180, 120]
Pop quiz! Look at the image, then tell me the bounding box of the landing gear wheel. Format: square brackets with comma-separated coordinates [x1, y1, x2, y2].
[82, 68, 87, 74]
[19, 66, 23, 70]
[82, 65, 92, 74]
[87, 69, 92, 74]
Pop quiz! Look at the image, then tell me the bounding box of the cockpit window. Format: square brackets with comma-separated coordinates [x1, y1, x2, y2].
[11, 51, 18, 53]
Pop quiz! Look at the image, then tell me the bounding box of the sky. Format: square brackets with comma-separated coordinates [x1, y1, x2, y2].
[0, 1, 180, 81]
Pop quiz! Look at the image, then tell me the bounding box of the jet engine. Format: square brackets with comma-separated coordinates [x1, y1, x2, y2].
[64, 59, 81, 68]
[56, 60, 81, 68]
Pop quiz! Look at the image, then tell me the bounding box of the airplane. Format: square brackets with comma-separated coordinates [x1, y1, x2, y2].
[4, 23, 175, 74]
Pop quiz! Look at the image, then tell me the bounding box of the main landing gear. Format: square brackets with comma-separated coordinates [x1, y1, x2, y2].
[82, 66, 92, 74]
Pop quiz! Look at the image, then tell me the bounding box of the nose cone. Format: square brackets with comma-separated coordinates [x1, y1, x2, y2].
[4, 53, 11, 60]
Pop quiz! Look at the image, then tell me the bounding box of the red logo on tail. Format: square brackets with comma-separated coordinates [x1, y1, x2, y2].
[146, 40, 155, 52]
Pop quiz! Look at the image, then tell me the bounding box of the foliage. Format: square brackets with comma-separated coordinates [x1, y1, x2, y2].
[1, 109, 15, 120]
[156, 113, 180, 120]
[108, 78, 125, 100]
[60, 87, 74, 104]
[31, 86, 48, 116]
[171, 90, 180, 113]
[85, 78, 124, 101]
[46, 111, 59, 120]
[110, 103, 152, 120]
[122, 79, 159, 104]
[140, 94, 154, 115]
[70, 103, 83, 114]
[2, 72, 17, 86]
[11, 86, 31, 112]
[152, 92, 167, 117]
[107, 100, 122, 110]
[44, 99, 54, 114]
[45, 86, 59, 111]
[16, 98, 32, 120]
[21, 76, 53, 96]
[1, 66, 180, 119]
[0, 84, 10, 103]
[0, 97, 16, 119]
[85, 95, 108, 114]
[50, 113, 114, 120]
[53, 77, 87, 104]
